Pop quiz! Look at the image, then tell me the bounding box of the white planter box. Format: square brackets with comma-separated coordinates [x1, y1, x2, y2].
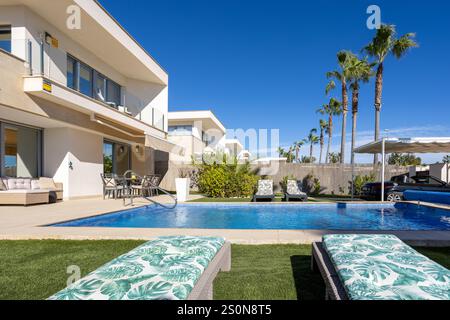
[175, 178, 190, 202]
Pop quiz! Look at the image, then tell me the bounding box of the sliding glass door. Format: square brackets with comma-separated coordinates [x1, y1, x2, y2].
[1, 122, 42, 178]
[103, 140, 130, 175]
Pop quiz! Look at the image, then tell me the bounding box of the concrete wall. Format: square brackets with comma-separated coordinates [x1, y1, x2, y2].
[255, 163, 407, 194]
[159, 162, 408, 194]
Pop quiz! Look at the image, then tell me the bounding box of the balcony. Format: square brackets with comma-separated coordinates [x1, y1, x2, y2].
[13, 38, 167, 139]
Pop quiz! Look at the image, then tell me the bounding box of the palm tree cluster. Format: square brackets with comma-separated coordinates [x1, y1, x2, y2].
[291, 24, 417, 165]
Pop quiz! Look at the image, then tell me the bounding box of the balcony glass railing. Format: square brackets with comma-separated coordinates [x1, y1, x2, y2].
[9, 38, 166, 132]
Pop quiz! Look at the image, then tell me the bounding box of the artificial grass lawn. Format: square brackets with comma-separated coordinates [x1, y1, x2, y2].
[0, 241, 448, 300]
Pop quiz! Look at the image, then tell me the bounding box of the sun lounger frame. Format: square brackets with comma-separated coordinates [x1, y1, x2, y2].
[311, 242, 349, 300]
[188, 241, 232, 300]
[285, 193, 308, 202]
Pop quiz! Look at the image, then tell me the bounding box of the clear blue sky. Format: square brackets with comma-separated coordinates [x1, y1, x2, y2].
[100, 0, 450, 163]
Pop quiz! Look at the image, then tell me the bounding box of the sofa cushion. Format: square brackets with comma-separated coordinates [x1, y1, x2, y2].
[6, 178, 32, 190]
[0, 178, 6, 191]
[39, 178, 57, 190]
[31, 179, 41, 190]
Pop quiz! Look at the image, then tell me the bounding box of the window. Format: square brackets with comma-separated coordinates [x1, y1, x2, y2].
[1, 122, 41, 178]
[67, 54, 121, 109]
[79, 63, 93, 97]
[67, 55, 78, 90]
[0, 25, 11, 53]
[168, 125, 193, 136]
[107, 79, 121, 107]
[95, 73, 107, 102]
[103, 140, 130, 175]
[202, 131, 214, 146]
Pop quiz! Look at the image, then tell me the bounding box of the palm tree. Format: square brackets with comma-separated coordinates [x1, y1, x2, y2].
[326, 51, 354, 164]
[319, 119, 328, 164]
[347, 55, 375, 165]
[307, 129, 319, 162]
[364, 24, 418, 163]
[287, 146, 295, 163]
[293, 140, 306, 163]
[317, 98, 342, 163]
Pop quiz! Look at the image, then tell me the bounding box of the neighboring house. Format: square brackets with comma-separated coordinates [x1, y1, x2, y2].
[168, 110, 251, 164]
[223, 139, 251, 161]
[168, 110, 227, 163]
[0, 0, 180, 199]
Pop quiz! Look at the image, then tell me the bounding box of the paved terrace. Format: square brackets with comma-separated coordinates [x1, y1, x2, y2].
[0, 198, 449, 246]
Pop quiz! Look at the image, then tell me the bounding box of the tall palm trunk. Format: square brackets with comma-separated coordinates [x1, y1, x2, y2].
[373, 63, 384, 164]
[295, 148, 299, 163]
[351, 83, 359, 166]
[326, 115, 333, 164]
[310, 143, 314, 161]
[319, 129, 324, 164]
[340, 79, 348, 164]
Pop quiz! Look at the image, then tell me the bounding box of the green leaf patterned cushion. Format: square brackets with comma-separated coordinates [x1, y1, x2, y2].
[323, 234, 450, 300]
[49, 236, 225, 300]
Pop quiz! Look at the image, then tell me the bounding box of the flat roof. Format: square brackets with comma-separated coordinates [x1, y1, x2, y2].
[354, 137, 450, 154]
[168, 110, 226, 133]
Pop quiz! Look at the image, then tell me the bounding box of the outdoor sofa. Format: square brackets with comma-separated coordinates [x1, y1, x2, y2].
[0, 177, 63, 206]
[311, 234, 450, 300]
[253, 180, 275, 202]
[284, 180, 308, 202]
[49, 236, 231, 300]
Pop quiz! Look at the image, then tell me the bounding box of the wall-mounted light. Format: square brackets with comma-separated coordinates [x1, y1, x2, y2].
[119, 146, 125, 154]
[135, 145, 141, 153]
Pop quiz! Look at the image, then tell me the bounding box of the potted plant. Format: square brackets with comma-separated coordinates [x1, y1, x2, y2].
[175, 169, 191, 202]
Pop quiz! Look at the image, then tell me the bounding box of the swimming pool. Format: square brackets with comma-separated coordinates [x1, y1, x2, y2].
[51, 203, 450, 231]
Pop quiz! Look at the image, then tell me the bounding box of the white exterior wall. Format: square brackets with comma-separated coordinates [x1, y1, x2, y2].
[430, 163, 450, 183]
[0, 5, 168, 132]
[44, 128, 104, 199]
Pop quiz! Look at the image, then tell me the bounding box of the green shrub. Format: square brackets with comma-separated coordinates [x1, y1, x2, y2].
[302, 174, 322, 196]
[351, 173, 376, 195]
[280, 175, 296, 193]
[195, 160, 258, 198]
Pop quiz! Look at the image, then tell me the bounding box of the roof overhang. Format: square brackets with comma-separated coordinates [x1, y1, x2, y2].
[168, 110, 226, 133]
[225, 139, 243, 149]
[354, 137, 450, 154]
[2, 0, 168, 84]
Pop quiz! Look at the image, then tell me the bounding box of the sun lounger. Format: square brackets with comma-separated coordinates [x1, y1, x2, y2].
[253, 180, 275, 202]
[311, 234, 450, 300]
[284, 180, 308, 202]
[49, 236, 231, 300]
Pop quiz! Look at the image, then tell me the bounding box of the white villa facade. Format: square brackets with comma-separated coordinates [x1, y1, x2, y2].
[0, 0, 179, 199]
[168, 110, 250, 164]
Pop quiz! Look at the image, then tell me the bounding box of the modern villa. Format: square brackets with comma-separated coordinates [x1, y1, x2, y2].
[0, 0, 180, 200]
[0, 0, 449, 303]
[168, 110, 250, 164]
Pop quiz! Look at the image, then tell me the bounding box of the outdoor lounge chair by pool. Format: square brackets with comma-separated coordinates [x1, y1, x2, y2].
[284, 180, 308, 202]
[253, 180, 275, 202]
[311, 234, 450, 300]
[49, 236, 231, 300]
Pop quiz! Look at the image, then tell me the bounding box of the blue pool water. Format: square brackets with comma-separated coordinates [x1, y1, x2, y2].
[51, 203, 450, 230]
